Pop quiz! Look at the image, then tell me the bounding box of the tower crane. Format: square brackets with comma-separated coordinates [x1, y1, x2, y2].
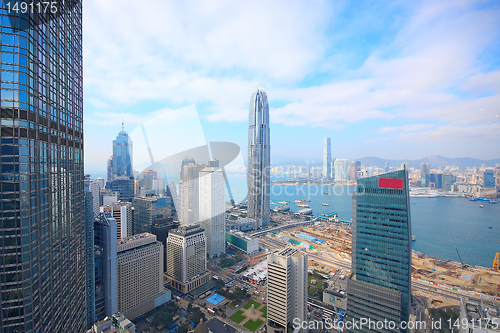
[455, 247, 467, 270]
[493, 252, 499, 271]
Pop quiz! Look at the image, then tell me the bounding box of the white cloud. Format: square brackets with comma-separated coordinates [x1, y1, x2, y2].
[83, 0, 332, 114]
[83, 0, 500, 147]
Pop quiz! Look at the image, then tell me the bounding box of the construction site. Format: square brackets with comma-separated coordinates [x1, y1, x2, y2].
[263, 221, 500, 306]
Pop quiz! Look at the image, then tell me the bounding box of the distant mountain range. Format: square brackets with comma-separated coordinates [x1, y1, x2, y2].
[271, 154, 500, 169]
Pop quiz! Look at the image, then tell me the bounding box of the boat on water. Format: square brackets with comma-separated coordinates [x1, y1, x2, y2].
[470, 198, 478, 201]
[301, 199, 311, 202]
[490, 200, 498, 204]
[489, 226, 493, 229]
[279, 201, 288, 204]
[322, 203, 329, 206]
[479, 205, 484, 208]
[294, 200, 301, 203]
[297, 204, 309, 208]
[412, 235, 416, 241]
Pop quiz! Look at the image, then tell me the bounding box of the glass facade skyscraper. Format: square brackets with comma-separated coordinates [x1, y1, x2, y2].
[247, 88, 270, 228]
[346, 169, 412, 332]
[323, 137, 331, 179]
[334, 158, 349, 182]
[0, 3, 85, 332]
[112, 127, 133, 179]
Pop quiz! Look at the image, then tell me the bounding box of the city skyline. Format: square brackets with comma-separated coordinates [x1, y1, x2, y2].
[83, 0, 500, 175]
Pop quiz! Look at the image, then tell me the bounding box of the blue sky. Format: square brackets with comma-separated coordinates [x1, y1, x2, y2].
[83, 0, 500, 176]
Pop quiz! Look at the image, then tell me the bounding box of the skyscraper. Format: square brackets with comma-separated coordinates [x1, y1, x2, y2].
[0, 4, 85, 332]
[334, 159, 349, 182]
[166, 224, 210, 293]
[199, 167, 226, 258]
[101, 201, 132, 239]
[346, 169, 412, 332]
[483, 169, 495, 188]
[85, 192, 96, 329]
[248, 88, 270, 228]
[106, 155, 113, 186]
[85, 175, 100, 214]
[267, 248, 308, 333]
[112, 125, 133, 179]
[93, 212, 118, 323]
[420, 162, 430, 187]
[116, 233, 170, 319]
[178, 160, 204, 225]
[133, 196, 172, 235]
[323, 137, 331, 179]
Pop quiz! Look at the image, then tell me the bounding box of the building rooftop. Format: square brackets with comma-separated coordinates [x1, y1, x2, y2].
[117, 233, 156, 252]
[170, 224, 204, 237]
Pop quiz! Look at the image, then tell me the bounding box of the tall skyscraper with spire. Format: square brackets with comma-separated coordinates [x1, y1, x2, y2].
[247, 88, 270, 228]
[112, 123, 133, 179]
[323, 137, 331, 179]
[0, 3, 85, 332]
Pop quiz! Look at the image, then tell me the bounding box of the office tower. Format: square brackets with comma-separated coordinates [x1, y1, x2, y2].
[420, 162, 430, 187]
[496, 168, 500, 187]
[85, 175, 101, 214]
[93, 212, 118, 323]
[331, 158, 336, 179]
[442, 174, 454, 191]
[208, 158, 219, 167]
[348, 161, 361, 182]
[0, 4, 85, 332]
[248, 88, 271, 228]
[267, 248, 308, 333]
[151, 220, 180, 272]
[334, 159, 349, 182]
[152, 178, 165, 196]
[117, 233, 170, 319]
[112, 176, 134, 202]
[178, 160, 204, 225]
[354, 161, 361, 181]
[139, 169, 157, 190]
[323, 137, 331, 179]
[179, 157, 196, 179]
[101, 188, 119, 206]
[112, 126, 133, 179]
[483, 169, 495, 188]
[199, 167, 226, 258]
[106, 156, 113, 186]
[166, 224, 210, 293]
[133, 196, 172, 235]
[101, 202, 132, 239]
[385, 161, 389, 173]
[167, 182, 178, 211]
[97, 177, 105, 189]
[346, 169, 412, 332]
[85, 192, 96, 329]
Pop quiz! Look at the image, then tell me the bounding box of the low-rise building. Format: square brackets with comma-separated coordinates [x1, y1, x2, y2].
[459, 299, 500, 333]
[88, 312, 135, 333]
[226, 230, 259, 254]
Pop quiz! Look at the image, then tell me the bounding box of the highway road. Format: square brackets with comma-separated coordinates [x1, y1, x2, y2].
[257, 236, 490, 302]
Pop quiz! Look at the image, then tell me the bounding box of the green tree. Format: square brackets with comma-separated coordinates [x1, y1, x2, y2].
[151, 310, 172, 328]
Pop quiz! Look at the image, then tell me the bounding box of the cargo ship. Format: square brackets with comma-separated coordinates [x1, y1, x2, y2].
[297, 204, 310, 208]
[322, 203, 329, 206]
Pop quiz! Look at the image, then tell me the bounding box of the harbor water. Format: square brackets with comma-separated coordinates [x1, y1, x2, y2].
[226, 175, 500, 268]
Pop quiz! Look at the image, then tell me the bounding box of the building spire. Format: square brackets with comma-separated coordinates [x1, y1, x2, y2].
[122, 118, 124, 131]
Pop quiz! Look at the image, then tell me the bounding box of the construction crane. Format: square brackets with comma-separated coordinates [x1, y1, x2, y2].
[493, 252, 499, 271]
[455, 247, 467, 270]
